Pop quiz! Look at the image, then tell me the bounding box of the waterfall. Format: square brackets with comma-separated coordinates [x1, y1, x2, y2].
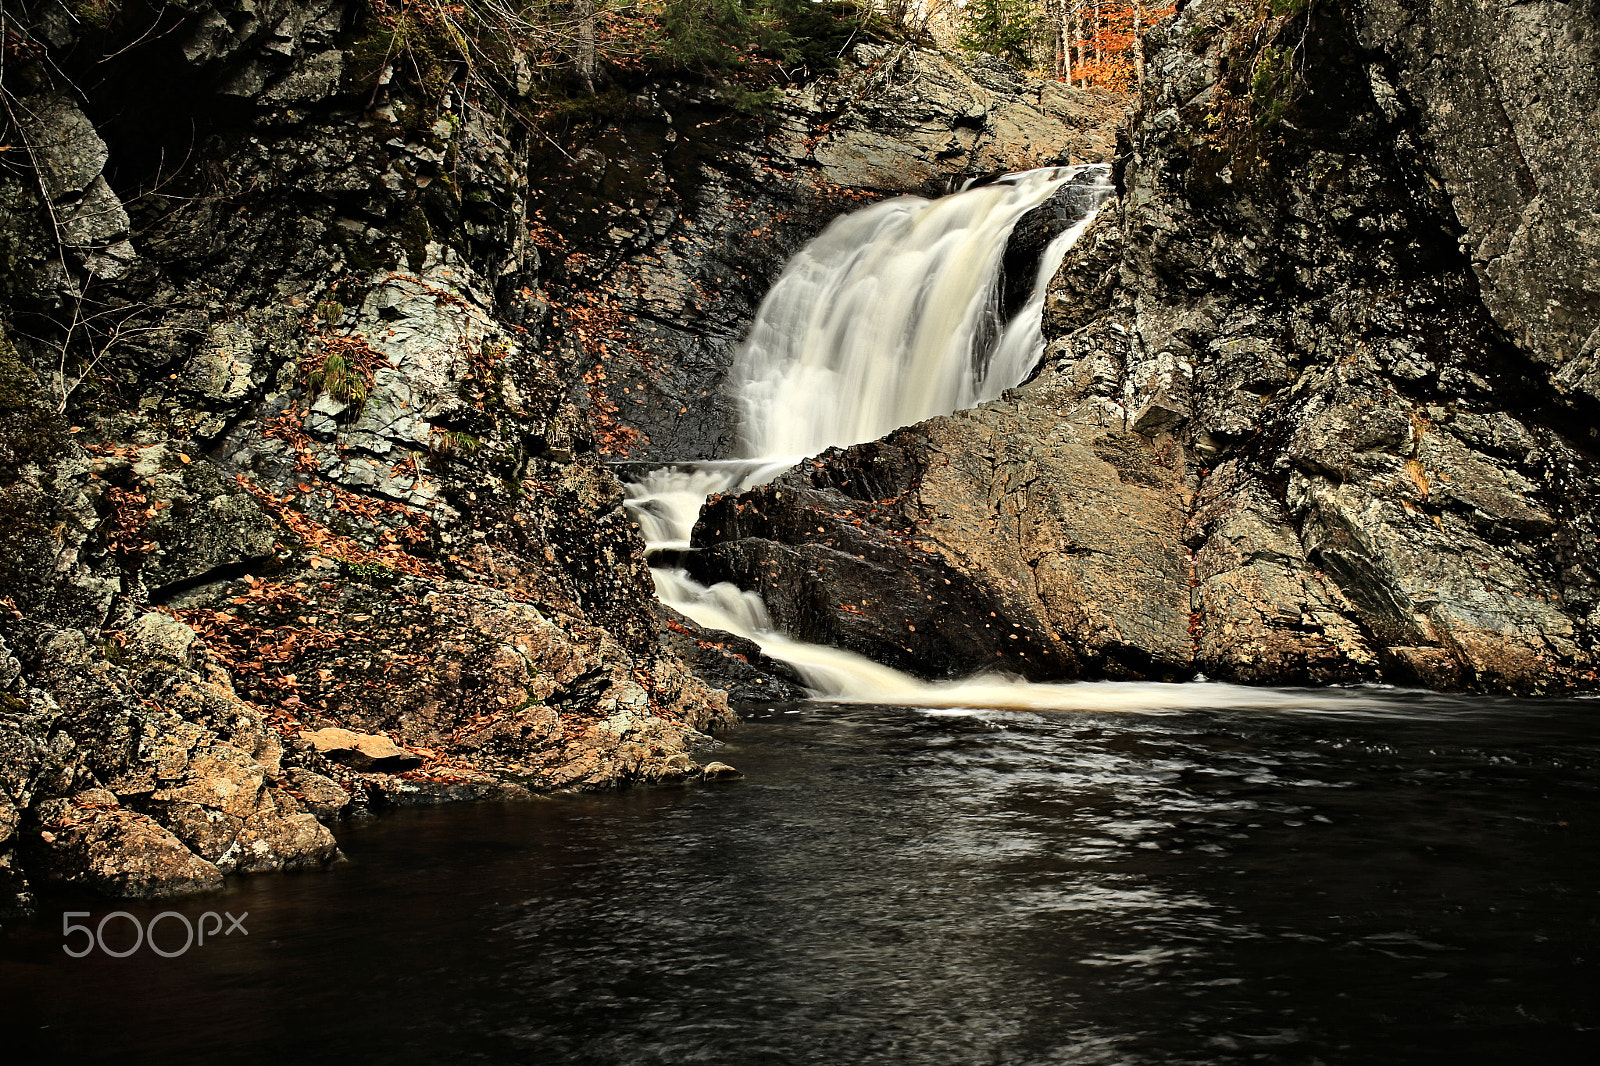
[624, 165, 1126, 709]
[731, 166, 1108, 459]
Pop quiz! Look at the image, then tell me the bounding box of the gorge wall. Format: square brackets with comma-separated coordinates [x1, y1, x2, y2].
[693, 0, 1600, 695]
[0, 1, 1121, 908]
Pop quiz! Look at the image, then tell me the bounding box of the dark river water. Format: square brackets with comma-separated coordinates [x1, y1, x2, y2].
[2, 689, 1596, 1064]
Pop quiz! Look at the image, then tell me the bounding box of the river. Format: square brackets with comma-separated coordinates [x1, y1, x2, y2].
[1, 689, 1594, 1063]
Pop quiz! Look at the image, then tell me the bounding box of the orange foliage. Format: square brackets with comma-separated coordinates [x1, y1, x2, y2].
[1054, 1, 1176, 92]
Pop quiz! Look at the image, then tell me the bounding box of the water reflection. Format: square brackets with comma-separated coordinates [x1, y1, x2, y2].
[1, 694, 1595, 1064]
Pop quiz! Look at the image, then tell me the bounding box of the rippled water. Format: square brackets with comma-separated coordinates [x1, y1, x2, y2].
[2, 690, 1596, 1064]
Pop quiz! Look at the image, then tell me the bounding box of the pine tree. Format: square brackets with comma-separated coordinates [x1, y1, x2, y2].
[961, 0, 1039, 67]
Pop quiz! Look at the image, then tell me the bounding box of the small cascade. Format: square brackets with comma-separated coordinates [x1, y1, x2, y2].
[984, 214, 1100, 395]
[623, 165, 1118, 707]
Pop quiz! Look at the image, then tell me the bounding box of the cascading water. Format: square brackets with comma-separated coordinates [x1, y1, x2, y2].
[730, 167, 1096, 460]
[623, 165, 1313, 711]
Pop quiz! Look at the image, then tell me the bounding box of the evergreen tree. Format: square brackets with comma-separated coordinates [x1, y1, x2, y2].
[961, 0, 1039, 67]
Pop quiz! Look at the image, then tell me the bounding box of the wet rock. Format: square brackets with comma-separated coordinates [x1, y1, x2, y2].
[699, 762, 742, 781]
[656, 607, 808, 702]
[362, 773, 536, 809]
[0, 0, 757, 908]
[1187, 460, 1378, 685]
[654, 753, 700, 784]
[693, 393, 1193, 682]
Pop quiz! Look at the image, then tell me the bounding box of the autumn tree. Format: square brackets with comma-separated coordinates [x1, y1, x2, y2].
[1051, 0, 1174, 90]
[958, 0, 1173, 90]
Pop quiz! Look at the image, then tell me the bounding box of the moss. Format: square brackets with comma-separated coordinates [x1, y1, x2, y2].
[538, 87, 643, 132]
[0, 332, 70, 478]
[393, 205, 433, 273]
[427, 428, 484, 465]
[70, 0, 122, 29]
[331, 226, 400, 275]
[1249, 45, 1296, 129]
[1195, 0, 1321, 178]
[314, 299, 345, 327]
[308, 352, 369, 410]
[343, 558, 401, 587]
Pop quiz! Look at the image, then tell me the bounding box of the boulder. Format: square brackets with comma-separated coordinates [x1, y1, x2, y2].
[285, 769, 352, 822]
[300, 728, 423, 772]
[33, 792, 225, 899]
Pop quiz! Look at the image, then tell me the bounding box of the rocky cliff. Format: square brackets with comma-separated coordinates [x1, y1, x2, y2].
[0, 1, 1120, 909]
[693, 0, 1600, 694]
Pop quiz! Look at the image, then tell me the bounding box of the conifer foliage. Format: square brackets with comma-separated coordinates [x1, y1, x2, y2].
[959, 0, 1039, 67]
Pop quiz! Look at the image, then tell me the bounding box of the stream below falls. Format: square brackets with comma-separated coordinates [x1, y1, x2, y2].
[1, 691, 1595, 1063]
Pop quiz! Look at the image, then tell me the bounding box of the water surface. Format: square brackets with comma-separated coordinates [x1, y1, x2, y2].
[2, 689, 1595, 1064]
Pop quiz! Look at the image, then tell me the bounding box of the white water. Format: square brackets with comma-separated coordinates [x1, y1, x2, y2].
[621, 165, 1341, 713]
[647, 566, 1377, 715]
[731, 167, 1105, 459]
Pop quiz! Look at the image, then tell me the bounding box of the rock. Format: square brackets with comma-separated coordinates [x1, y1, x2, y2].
[300, 728, 423, 772]
[802, 46, 1121, 189]
[15, 91, 134, 279]
[285, 769, 351, 822]
[1355, 0, 1600, 400]
[699, 762, 742, 781]
[693, 392, 1193, 682]
[654, 753, 700, 784]
[222, 789, 342, 873]
[362, 773, 535, 809]
[657, 607, 809, 702]
[122, 611, 203, 669]
[32, 793, 225, 899]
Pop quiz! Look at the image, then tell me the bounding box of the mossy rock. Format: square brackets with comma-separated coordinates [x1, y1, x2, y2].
[0, 336, 71, 480]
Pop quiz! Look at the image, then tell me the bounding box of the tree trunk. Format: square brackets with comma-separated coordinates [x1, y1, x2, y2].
[1069, 1, 1080, 86]
[1133, 2, 1145, 90]
[1093, 0, 1102, 71]
[1050, 0, 1064, 79]
[574, 0, 597, 94]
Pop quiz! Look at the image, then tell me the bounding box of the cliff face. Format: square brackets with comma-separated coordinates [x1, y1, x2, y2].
[1356, 0, 1600, 395]
[0, 3, 1119, 908]
[694, 0, 1600, 694]
[0, 0, 723, 911]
